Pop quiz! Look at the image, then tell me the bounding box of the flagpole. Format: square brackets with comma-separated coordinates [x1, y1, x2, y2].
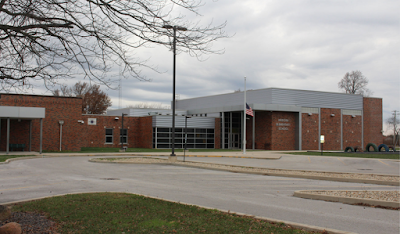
[243, 77, 246, 154]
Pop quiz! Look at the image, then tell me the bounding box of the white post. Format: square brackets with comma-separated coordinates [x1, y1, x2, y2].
[243, 77, 246, 154]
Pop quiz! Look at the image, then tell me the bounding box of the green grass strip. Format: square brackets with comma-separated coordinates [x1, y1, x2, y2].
[42, 147, 243, 153]
[81, 147, 242, 153]
[0, 155, 36, 162]
[12, 192, 312, 234]
[285, 152, 400, 160]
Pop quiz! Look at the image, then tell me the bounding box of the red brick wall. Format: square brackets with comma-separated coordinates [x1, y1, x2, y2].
[214, 118, 221, 149]
[343, 115, 362, 149]
[254, 111, 272, 149]
[302, 113, 319, 150]
[363, 97, 383, 147]
[320, 108, 341, 150]
[79, 115, 153, 149]
[0, 94, 82, 151]
[0, 94, 153, 151]
[270, 112, 296, 150]
[0, 119, 30, 151]
[252, 111, 296, 150]
[245, 117, 254, 149]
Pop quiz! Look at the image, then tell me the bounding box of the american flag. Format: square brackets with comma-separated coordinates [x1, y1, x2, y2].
[246, 103, 253, 117]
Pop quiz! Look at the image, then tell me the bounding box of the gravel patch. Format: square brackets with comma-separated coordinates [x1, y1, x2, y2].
[303, 190, 400, 202]
[0, 211, 58, 233]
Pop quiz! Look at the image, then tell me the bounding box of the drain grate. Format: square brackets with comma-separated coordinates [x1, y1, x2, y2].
[102, 178, 120, 180]
[357, 169, 372, 171]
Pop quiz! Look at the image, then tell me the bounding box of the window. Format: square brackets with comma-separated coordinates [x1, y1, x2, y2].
[153, 127, 214, 149]
[105, 129, 113, 144]
[120, 129, 128, 144]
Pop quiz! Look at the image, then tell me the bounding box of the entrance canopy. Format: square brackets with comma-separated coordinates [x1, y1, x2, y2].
[0, 106, 45, 154]
[0, 106, 45, 118]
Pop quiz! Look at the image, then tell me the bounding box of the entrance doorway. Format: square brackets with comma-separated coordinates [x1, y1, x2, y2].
[232, 133, 240, 149]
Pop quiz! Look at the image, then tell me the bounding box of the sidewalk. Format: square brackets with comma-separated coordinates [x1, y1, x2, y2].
[1, 150, 294, 159]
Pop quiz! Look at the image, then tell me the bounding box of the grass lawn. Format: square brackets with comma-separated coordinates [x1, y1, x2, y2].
[11, 193, 313, 234]
[0, 154, 36, 163]
[41, 148, 243, 153]
[285, 152, 400, 160]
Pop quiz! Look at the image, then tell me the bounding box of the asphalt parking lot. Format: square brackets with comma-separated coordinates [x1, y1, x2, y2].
[0, 155, 399, 234]
[179, 154, 400, 175]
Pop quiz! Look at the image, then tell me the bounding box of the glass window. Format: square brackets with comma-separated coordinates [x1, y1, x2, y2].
[157, 133, 170, 138]
[105, 128, 113, 144]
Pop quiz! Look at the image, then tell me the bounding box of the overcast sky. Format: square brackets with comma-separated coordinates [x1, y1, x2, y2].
[41, 0, 400, 134]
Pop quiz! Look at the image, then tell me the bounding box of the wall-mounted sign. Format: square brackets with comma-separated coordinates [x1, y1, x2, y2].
[320, 135, 325, 144]
[88, 118, 97, 125]
[277, 118, 290, 130]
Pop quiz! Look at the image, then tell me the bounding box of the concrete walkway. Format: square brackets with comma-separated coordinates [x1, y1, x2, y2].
[0, 150, 289, 159]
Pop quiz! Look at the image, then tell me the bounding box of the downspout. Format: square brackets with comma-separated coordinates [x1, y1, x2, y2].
[59, 120, 64, 151]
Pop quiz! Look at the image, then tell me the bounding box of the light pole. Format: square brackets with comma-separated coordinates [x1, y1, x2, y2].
[184, 115, 192, 162]
[163, 25, 187, 157]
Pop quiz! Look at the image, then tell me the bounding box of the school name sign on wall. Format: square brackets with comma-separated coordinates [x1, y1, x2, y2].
[276, 118, 290, 130]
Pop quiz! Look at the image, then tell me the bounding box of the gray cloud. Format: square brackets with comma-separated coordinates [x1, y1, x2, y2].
[30, 0, 399, 134]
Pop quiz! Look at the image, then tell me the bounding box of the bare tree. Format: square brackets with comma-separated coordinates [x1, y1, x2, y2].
[53, 82, 111, 114]
[386, 111, 400, 147]
[338, 71, 373, 96]
[51, 84, 73, 96]
[0, 0, 227, 92]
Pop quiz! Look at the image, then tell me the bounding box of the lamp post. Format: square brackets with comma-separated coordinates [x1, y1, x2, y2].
[163, 25, 187, 157]
[184, 115, 192, 162]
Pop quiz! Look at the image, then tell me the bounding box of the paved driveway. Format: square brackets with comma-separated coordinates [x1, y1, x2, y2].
[0, 156, 399, 234]
[179, 154, 400, 175]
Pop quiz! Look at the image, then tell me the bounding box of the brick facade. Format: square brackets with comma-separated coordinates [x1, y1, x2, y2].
[0, 94, 82, 151]
[254, 111, 272, 149]
[342, 115, 362, 149]
[0, 94, 152, 151]
[249, 111, 296, 150]
[320, 108, 341, 150]
[301, 113, 319, 150]
[1, 94, 383, 152]
[78, 115, 152, 149]
[363, 97, 383, 147]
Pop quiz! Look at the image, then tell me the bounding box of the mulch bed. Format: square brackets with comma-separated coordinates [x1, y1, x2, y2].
[0, 212, 59, 234]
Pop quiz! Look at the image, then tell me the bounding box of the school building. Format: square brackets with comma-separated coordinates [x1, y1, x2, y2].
[0, 88, 383, 153]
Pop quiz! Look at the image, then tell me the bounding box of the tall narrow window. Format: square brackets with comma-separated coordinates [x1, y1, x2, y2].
[120, 129, 128, 144]
[105, 129, 113, 144]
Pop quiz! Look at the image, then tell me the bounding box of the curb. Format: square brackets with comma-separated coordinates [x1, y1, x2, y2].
[89, 158, 400, 186]
[174, 163, 400, 186]
[0, 156, 43, 164]
[1, 153, 281, 160]
[293, 190, 400, 208]
[1, 191, 357, 234]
